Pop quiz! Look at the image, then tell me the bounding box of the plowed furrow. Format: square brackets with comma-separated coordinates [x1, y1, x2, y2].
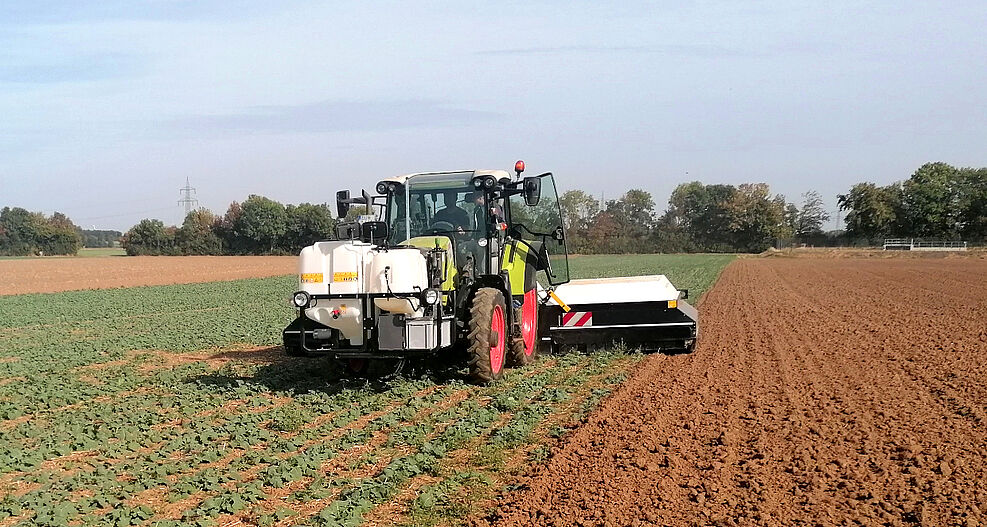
[490, 257, 987, 527]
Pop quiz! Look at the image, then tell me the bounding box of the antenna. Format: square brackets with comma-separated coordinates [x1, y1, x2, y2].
[178, 177, 198, 216]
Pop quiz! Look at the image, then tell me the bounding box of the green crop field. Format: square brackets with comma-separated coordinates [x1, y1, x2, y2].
[77, 248, 127, 258]
[0, 254, 733, 527]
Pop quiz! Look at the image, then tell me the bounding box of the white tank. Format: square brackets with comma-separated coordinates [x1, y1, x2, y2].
[297, 241, 375, 344]
[368, 248, 428, 315]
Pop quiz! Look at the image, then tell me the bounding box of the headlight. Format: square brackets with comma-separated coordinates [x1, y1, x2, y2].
[473, 178, 484, 188]
[483, 177, 495, 188]
[421, 288, 441, 305]
[292, 291, 311, 308]
[376, 182, 388, 194]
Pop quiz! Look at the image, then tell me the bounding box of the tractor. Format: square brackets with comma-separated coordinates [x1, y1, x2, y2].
[282, 161, 698, 382]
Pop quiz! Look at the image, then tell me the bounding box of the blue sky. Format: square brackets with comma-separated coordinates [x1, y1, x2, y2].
[1, 1, 985, 230]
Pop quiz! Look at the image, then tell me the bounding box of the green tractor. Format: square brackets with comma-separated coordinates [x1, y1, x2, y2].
[282, 161, 569, 382]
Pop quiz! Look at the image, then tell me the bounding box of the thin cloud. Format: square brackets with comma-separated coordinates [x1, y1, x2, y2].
[0, 1, 278, 25]
[476, 44, 757, 58]
[0, 52, 140, 83]
[176, 99, 500, 135]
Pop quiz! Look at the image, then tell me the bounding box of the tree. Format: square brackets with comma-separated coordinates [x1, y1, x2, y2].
[176, 209, 222, 255]
[558, 190, 600, 254]
[581, 210, 622, 253]
[663, 182, 737, 252]
[121, 219, 173, 255]
[39, 212, 83, 255]
[0, 208, 81, 256]
[837, 182, 901, 241]
[558, 190, 599, 231]
[791, 191, 831, 239]
[599, 189, 657, 253]
[725, 183, 789, 252]
[284, 203, 335, 253]
[0, 207, 44, 256]
[236, 195, 288, 254]
[651, 211, 695, 253]
[957, 167, 987, 241]
[900, 162, 961, 238]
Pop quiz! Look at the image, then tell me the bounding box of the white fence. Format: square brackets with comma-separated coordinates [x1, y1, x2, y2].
[883, 238, 968, 251]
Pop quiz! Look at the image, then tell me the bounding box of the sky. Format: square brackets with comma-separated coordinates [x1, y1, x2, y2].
[1, 1, 985, 231]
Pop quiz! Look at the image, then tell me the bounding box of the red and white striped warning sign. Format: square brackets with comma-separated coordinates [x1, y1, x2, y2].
[562, 311, 593, 327]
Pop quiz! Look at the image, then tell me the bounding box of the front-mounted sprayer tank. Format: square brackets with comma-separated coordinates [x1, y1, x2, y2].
[298, 241, 375, 345]
[368, 248, 429, 316]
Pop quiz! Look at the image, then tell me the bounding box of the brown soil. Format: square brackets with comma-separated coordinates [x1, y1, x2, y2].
[490, 258, 987, 526]
[759, 247, 987, 259]
[0, 255, 295, 296]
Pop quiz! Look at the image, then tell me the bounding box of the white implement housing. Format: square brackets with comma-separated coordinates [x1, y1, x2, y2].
[541, 275, 698, 352]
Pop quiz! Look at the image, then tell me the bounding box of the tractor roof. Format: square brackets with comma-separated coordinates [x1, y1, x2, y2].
[378, 170, 511, 187]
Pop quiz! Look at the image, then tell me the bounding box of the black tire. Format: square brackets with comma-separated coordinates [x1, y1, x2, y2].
[467, 288, 508, 384]
[346, 358, 370, 375]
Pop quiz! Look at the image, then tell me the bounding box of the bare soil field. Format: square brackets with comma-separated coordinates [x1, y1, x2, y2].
[491, 258, 987, 526]
[0, 256, 295, 296]
[761, 247, 987, 259]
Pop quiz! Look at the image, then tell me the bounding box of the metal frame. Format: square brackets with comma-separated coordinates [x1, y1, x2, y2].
[285, 290, 453, 356]
[539, 299, 699, 350]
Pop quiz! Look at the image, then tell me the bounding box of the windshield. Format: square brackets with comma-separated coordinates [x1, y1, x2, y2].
[385, 172, 490, 244]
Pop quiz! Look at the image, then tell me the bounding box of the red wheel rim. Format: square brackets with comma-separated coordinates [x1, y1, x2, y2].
[490, 304, 505, 374]
[521, 289, 537, 356]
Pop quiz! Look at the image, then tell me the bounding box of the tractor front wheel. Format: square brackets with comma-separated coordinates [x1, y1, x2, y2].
[467, 288, 507, 384]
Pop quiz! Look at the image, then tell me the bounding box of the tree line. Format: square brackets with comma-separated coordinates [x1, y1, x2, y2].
[122, 195, 336, 255]
[0, 207, 84, 256]
[81, 229, 123, 248]
[837, 162, 987, 243]
[109, 159, 987, 257]
[560, 184, 831, 253]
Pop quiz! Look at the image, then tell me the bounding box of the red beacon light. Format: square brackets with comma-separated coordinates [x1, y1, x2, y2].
[514, 160, 525, 176]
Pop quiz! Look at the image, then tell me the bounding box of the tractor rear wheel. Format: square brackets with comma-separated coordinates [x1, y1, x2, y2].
[467, 288, 507, 384]
[508, 289, 539, 367]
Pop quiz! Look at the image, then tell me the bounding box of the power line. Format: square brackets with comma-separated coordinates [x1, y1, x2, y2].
[73, 205, 178, 222]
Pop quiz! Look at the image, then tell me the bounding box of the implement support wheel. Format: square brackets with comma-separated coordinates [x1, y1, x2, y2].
[468, 288, 507, 383]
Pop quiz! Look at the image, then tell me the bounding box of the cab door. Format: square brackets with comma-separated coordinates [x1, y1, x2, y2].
[506, 173, 570, 287]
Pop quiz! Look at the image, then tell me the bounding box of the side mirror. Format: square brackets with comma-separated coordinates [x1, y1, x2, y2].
[336, 190, 351, 219]
[523, 176, 541, 206]
[360, 221, 389, 244]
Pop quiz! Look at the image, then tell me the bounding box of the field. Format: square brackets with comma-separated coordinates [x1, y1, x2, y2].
[492, 257, 987, 526]
[76, 248, 128, 258]
[0, 255, 730, 526]
[0, 256, 295, 296]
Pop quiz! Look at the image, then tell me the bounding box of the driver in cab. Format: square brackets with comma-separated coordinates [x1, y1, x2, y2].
[432, 190, 470, 234]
